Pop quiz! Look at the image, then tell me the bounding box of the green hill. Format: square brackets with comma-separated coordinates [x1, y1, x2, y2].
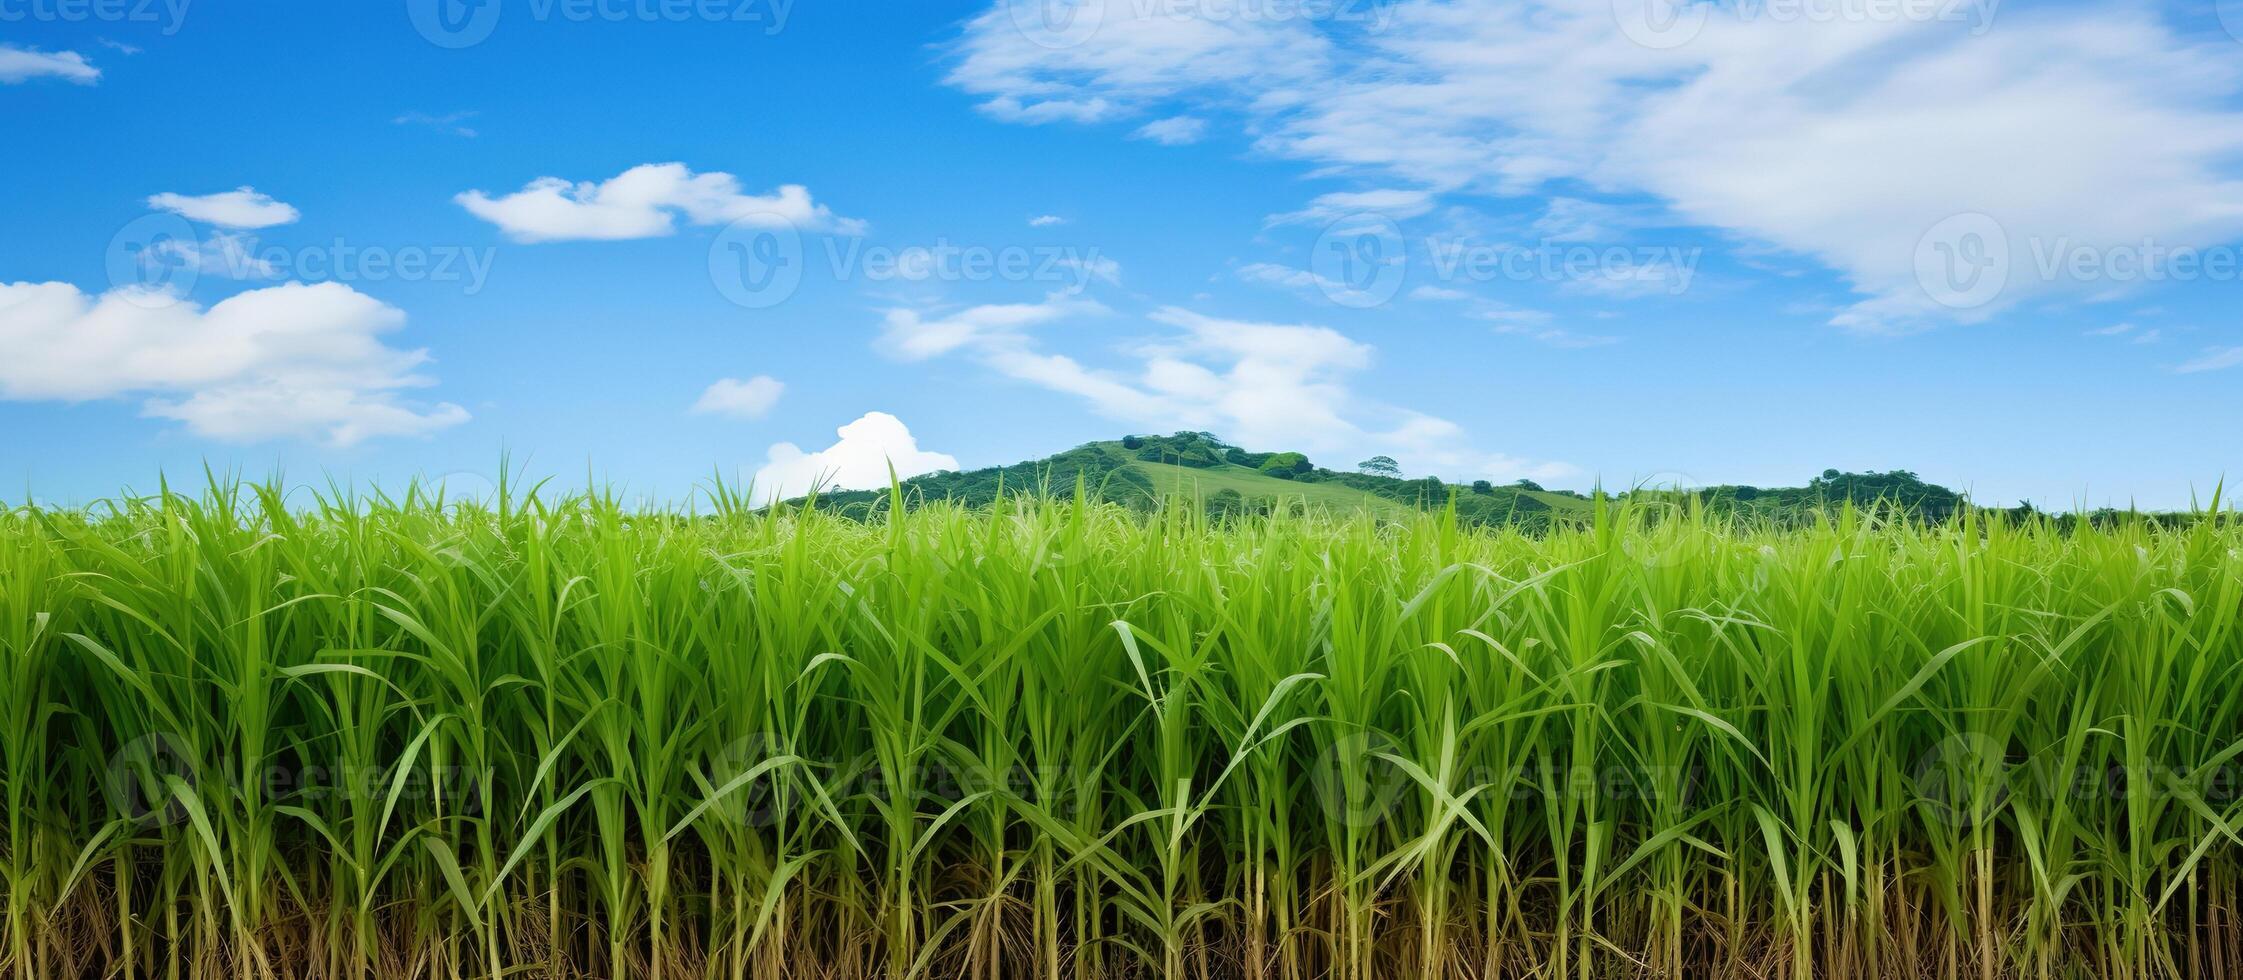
[778, 431, 1602, 526]
[782, 430, 2025, 526]
[782, 432, 2167, 526]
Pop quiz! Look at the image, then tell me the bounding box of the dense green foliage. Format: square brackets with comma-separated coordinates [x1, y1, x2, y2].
[2, 484, 2241, 979]
[796, 431, 2026, 532]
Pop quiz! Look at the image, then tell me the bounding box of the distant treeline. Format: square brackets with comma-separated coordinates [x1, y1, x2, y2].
[792, 431, 2209, 529]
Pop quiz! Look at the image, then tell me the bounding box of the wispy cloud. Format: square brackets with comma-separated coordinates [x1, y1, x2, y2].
[1134, 115, 1208, 145]
[2175, 346, 2243, 374]
[949, 0, 2243, 331]
[0, 44, 99, 84]
[148, 187, 301, 229]
[692, 376, 785, 419]
[395, 110, 479, 138]
[876, 293, 1574, 480]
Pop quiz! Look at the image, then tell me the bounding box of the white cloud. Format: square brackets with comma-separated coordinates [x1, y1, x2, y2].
[1235, 262, 1320, 290]
[1533, 197, 1654, 242]
[946, 0, 1331, 125]
[1029, 214, 1066, 227]
[0, 281, 468, 445]
[1134, 115, 1209, 145]
[150, 232, 280, 279]
[882, 295, 1367, 448]
[751, 411, 958, 503]
[875, 293, 1573, 478]
[1234, 260, 1395, 307]
[1055, 254, 1123, 285]
[2176, 346, 2243, 374]
[1410, 285, 1472, 301]
[456, 163, 864, 242]
[1267, 188, 1435, 227]
[949, 0, 2243, 330]
[0, 45, 98, 84]
[395, 110, 479, 138]
[1380, 414, 1583, 483]
[877, 291, 1110, 360]
[148, 188, 300, 229]
[692, 375, 785, 418]
[2085, 321, 2165, 347]
[1469, 304, 1618, 348]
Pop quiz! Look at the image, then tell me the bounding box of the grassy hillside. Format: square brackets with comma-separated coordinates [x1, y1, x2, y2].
[1122, 458, 1426, 514]
[789, 430, 1990, 527]
[795, 432, 1593, 524]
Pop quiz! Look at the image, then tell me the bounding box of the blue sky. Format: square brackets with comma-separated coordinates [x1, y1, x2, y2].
[3, 0, 2241, 509]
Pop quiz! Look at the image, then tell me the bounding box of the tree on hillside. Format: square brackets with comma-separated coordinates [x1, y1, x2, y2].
[1259, 452, 1312, 479]
[1358, 456, 1401, 477]
[1470, 480, 1494, 495]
